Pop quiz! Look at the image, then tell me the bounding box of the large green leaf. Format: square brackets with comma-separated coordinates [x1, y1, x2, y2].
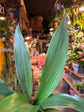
[0, 79, 15, 97]
[34, 11, 68, 104]
[0, 93, 39, 112]
[40, 94, 84, 112]
[14, 25, 32, 100]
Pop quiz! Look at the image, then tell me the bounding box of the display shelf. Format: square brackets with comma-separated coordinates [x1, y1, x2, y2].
[65, 66, 84, 78]
[63, 75, 84, 97]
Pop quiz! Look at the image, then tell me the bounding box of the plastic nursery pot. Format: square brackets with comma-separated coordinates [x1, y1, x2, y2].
[79, 68, 84, 74]
[64, 70, 70, 79]
[62, 79, 70, 89]
[72, 63, 79, 73]
[78, 89, 84, 94]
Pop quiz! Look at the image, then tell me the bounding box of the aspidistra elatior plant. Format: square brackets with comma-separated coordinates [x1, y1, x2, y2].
[0, 11, 84, 112]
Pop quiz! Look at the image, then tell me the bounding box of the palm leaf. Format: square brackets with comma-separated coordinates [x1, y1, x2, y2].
[0, 79, 15, 97]
[34, 11, 68, 104]
[40, 94, 84, 112]
[0, 93, 39, 112]
[14, 25, 32, 100]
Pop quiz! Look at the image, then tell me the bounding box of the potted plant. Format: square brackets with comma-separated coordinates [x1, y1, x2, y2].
[73, 82, 84, 93]
[67, 35, 84, 73]
[77, 82, 84, 94]
[67, 50, 80, 73]
[0, 11, 84, 112]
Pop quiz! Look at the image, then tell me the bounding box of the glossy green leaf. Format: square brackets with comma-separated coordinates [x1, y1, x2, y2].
[40, 94, 84, 112]
[0, 93, 39, 112]
[14, 25, 32, 100]
[0, 79, 15, 97]
[34, 11, 68, 104]
[44, 108, 62, 112]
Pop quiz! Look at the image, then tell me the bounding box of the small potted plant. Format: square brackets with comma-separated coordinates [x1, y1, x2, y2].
[67, 50, 79, 73]
[67, 40, 84, 73]
[67, 50, 79, 72]
[76, 82, 84, 94]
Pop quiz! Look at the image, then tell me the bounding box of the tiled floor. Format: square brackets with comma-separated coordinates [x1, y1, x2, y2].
[53, 78, 79, 112]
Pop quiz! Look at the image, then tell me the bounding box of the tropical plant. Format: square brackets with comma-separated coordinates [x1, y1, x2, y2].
[0, 11, 84, 112]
